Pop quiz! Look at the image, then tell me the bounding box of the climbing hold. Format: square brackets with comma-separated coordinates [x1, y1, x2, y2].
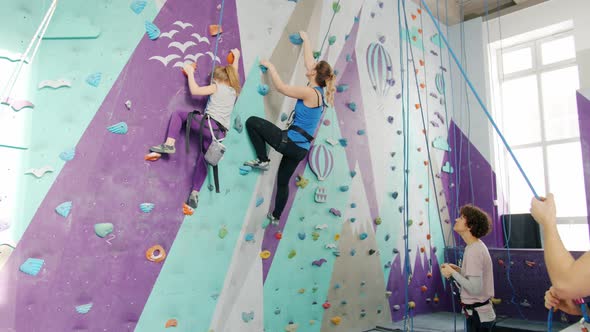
[385, 234, 390, 241]
[323, 301, 332, 309]
[94, 223, 113, 238]
[393, 305, 401, 311]
[234, 114, 243, 133]
[274, 231, 282, 240]
[323, 119, 331, 126]
[491, 298, 501, 305]
[392, 192, 398, 199]
[285, 322, 298, 332]
[289, 33, 303, 45]
[339, 138, 348, 147]
[334, 234, 340, 241]
[420, 246, 425, 253]
[330, 316, 342, 325]
[442, 162, 454, 174]
[386, 291, 393, 297]
[525, 260, 536, 267]
[329, 208, 341, 217]
[408, 219, 413, 227]
[107, 122, 128, 134]
[85, 72, 102, 87]
[434, 111, 445, 124]
[313, 51, 321, 59]
[144, 152, 161, 161]
[182, 203, 194, 215]
[427, 272, 432, 278]
[351, 203, 356, 208]
[165, 319, 178, 328]
[426, 234, 431, 240]
[259, 65, 268, 73]
[139, 203, 155, 213]
[312, 258, 327, 267]
[434, 294, 440, 303]
[75, 303, 93, 314]
[432, 137, 450, 151]
[374, 217, 382, 225]
[241, 311, 254, 323]
[130, 0, 147, 14]
[325, 243, 337, 249]
[226, 51, 235, 65]
[350, 170, 356, 178]
[218, 226, 228, 239]
[357, 129, 365, 135]
[350, 249, 356, 256]
[360, 309, 367, 318]
[59, 148, 75, 161]
[408, 301, 416, 309]
[298, 288, 305, 294]
[257, 84, 269, 96]
[240, 165, 252, 175]
[295, 175, 309, 188]
[24, 166, 53, 178]
[298, 232, 306, 240]
[315, 186, 327, 203]
[209, 24, 222, 36]
[288, 249, 296, 259]
[387, 116, 394, 124]
[393, 248, 399, 254]
[280, 112, 288, 122]
[421, 285, 428, 293]
[145, 21, 160, 40]
[346, 54, 352, 62]
[274, 308, 281, 315]
[347, 102, 357, 111]
[256, 196, 264, 207]
[336, 84, 349, 93]
[328, 35, 337, 45]
[315, 224, 328, 230]
[311, 232, 320, 241]
[385, 262, 392, 268]
[332, 1, 341, 12]
[340, 300, 347, 305]
[146, 245, 166, 263]
[55, 201, 72, 218]
[426, 298, 432, 303]
[245, 233, 255, 242]
[325, 138, 337, 146]
[19, 258, 44, 276]
[359, 233, 368, 240]
[339, 185, 349, 192]
[260, 250, 271, 259]
[520, 299, 531, 308]
[369, 249, 376, 255]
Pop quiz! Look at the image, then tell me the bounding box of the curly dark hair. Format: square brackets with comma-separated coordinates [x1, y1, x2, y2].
[460, 205, 491, 238]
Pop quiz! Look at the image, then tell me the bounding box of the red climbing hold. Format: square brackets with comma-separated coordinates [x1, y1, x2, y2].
[419, 59, 425, 66]
[420, 83, 425, 89]
[426, 234, 431, 240]
[418, 29, 423, 35]
[322, 301, 331, 309]
[417, 8, 422, 14]
[275, 231, 283, 240]
[498, 259, 504, 266]
[411, 14, 417, 20]
[420, 246, 425, 253]
[423, 160, 429, 166]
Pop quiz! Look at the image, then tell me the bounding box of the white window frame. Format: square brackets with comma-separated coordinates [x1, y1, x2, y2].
[494, 30, 586, 227]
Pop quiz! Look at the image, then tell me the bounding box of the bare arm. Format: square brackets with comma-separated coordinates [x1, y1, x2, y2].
[262, 60, 316, 104]
[230, 48, 240, 75]
[300, 31, 316, 71]
[185, 64, 216, 96]
[531, 194, 590, 299]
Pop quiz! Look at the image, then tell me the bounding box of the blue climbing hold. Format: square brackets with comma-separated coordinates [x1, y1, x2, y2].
[350, 170, 356, 178]
[75, 303, 93, 314]
[339, 185, 349, 192]
[351, 203, 356, 208]
[281, 112, 288, 122]
[336, 84, 349, 93]
[442, 162, 454, 174]
[346, 54, 352, 62]
[298, 232, 306, 240]
[334, 69, 339, 76]
[433, 137, 450, 151]
[392, 192, 398, 199]
[357, 129, 365, 135]
[289, 33, 303, 45]
[107, 122, 128, 134]
[145, 21, 160, 40]
[350, 249, 356, 256]
[385, 234, 390, 241]
[94, 223, 113, 238]
[393, 248, 399, 254]
[59, 148, 75, 161]
[55, 201, 72, 218]
[259, 65, 268, 73]
[234, 114, 243, 133]
[350, 218, 356, 223]
[387, 116, 394, 124]
[328, 35, 337, 45]
[256, 197, 264, 207]
[347, 102, 357, 111]
[240, 165, 252, 175]
[335, 283, 341, 289]
[19, 258, 44, 276]
[245, 233, 255, 242]
[257, 84, 269, 96]
[339, 138, 348, 147]
[360, 233, 368, 240]
[86, 72, 101, 87]
[130, 0, 147, 14]
[139, 203, 155, 213]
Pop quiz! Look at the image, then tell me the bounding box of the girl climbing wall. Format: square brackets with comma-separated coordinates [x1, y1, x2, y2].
[148, 48, 241, 209]
[243, 31, 335, 225]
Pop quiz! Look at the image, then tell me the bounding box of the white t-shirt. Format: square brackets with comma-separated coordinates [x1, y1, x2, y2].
[207, 82, 237, 130]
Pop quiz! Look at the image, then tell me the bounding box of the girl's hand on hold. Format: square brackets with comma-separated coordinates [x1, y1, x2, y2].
[299, 31, 308, 41]
[231, 48, 240, 59]
[259, 59, 272, 69]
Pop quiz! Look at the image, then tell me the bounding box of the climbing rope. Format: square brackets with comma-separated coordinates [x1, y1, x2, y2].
[317, 0, 342, 59]
[209, 0, 226, 82]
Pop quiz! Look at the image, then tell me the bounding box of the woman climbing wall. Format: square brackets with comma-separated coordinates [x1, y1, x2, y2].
[148, 48, 241, 209]
[242, 31, 335, 225]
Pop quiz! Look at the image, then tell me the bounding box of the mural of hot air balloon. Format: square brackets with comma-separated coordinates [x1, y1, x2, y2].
[435, 72, 445, 94]
[308, 144, 334, 181]
[366, 41, 394, 97]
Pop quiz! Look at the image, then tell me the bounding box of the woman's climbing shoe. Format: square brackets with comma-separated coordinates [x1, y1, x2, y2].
[187, 190, 199, 209]
[244, 158, 270, 171]
[150, 144, 176, 154]
[267, 212, 279, 226]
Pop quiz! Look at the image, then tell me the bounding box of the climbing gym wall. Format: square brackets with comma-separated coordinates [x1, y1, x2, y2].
[0, 0, 461, 331]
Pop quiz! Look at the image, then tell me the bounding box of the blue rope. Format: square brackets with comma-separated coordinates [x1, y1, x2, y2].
[419, 0, 539, 200]
[317, 0, 341, 58]
[209, 0, 226, 81]
[547, 309, 553, 332]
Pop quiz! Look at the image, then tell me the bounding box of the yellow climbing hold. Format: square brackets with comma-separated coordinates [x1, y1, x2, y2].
[285, 323, 299, 332]
[298, 288, 305, 294]
[408, 301, 416, 309]
[260, 250, 271, 259]
[330, 316, 342, 325]
[288, 249, 297, 259]
[334, 234, 340, 241]
[491, 298, 502, 305]
[309, 320, 316, 325]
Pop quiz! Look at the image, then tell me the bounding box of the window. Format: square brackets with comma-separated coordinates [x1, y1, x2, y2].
[491, 31, 588, 251]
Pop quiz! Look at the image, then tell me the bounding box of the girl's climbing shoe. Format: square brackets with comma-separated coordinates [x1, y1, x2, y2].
[244, 158, 270, 171]
[150, 144, 176, 154]
[188, 190, 199, 209]
[267, 212, 279, 226]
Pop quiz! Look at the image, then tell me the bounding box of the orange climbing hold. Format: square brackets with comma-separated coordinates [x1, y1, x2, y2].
[182, 62, 197, 76]
[417, 8, 422, 14]
[420, 246, 425, 253]
[418, 29, 423, 35]
[330, 316, 342, 325]
[412, 36, 417, 42]
[334, 234, 340, 241]
[182, 203, 194, 216]
[145, 152, 161, 161]
[420, 83, 425, 89]
[434, 295, 440, 303]
[415, 104, 420, 110]
[146, 245, 167, 263]
[423, 160, 429, 166]
[419, 59, 425, 66]
[165, 319, 178, 328]
[427, 272, 432, 278]
[421, 285, 428, 293]
[411, 14, 417, 20]
[209, 24, 222, 36]
[426, 234, 431, 240]
[227, 51, 235, 64]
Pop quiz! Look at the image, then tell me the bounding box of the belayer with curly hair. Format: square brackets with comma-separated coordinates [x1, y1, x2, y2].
[441, 205, 496, 331]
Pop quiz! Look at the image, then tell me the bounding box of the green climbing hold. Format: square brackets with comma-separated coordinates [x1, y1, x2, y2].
[407, 219, 413, 227]
[332, 1, 341, 13]
[313, 51, 321, 59]
[328, 35, 337, 45]
[375, 217, 382, 225]
[288, 249, 297, 259]
[219, 226, 228, 239]
[312, 231, 320, 241]
[94, 223, 113, 238]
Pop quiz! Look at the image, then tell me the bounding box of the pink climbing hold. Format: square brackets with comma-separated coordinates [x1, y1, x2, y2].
[312, 258, 327, 267]
[329, 208, 341, 217]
